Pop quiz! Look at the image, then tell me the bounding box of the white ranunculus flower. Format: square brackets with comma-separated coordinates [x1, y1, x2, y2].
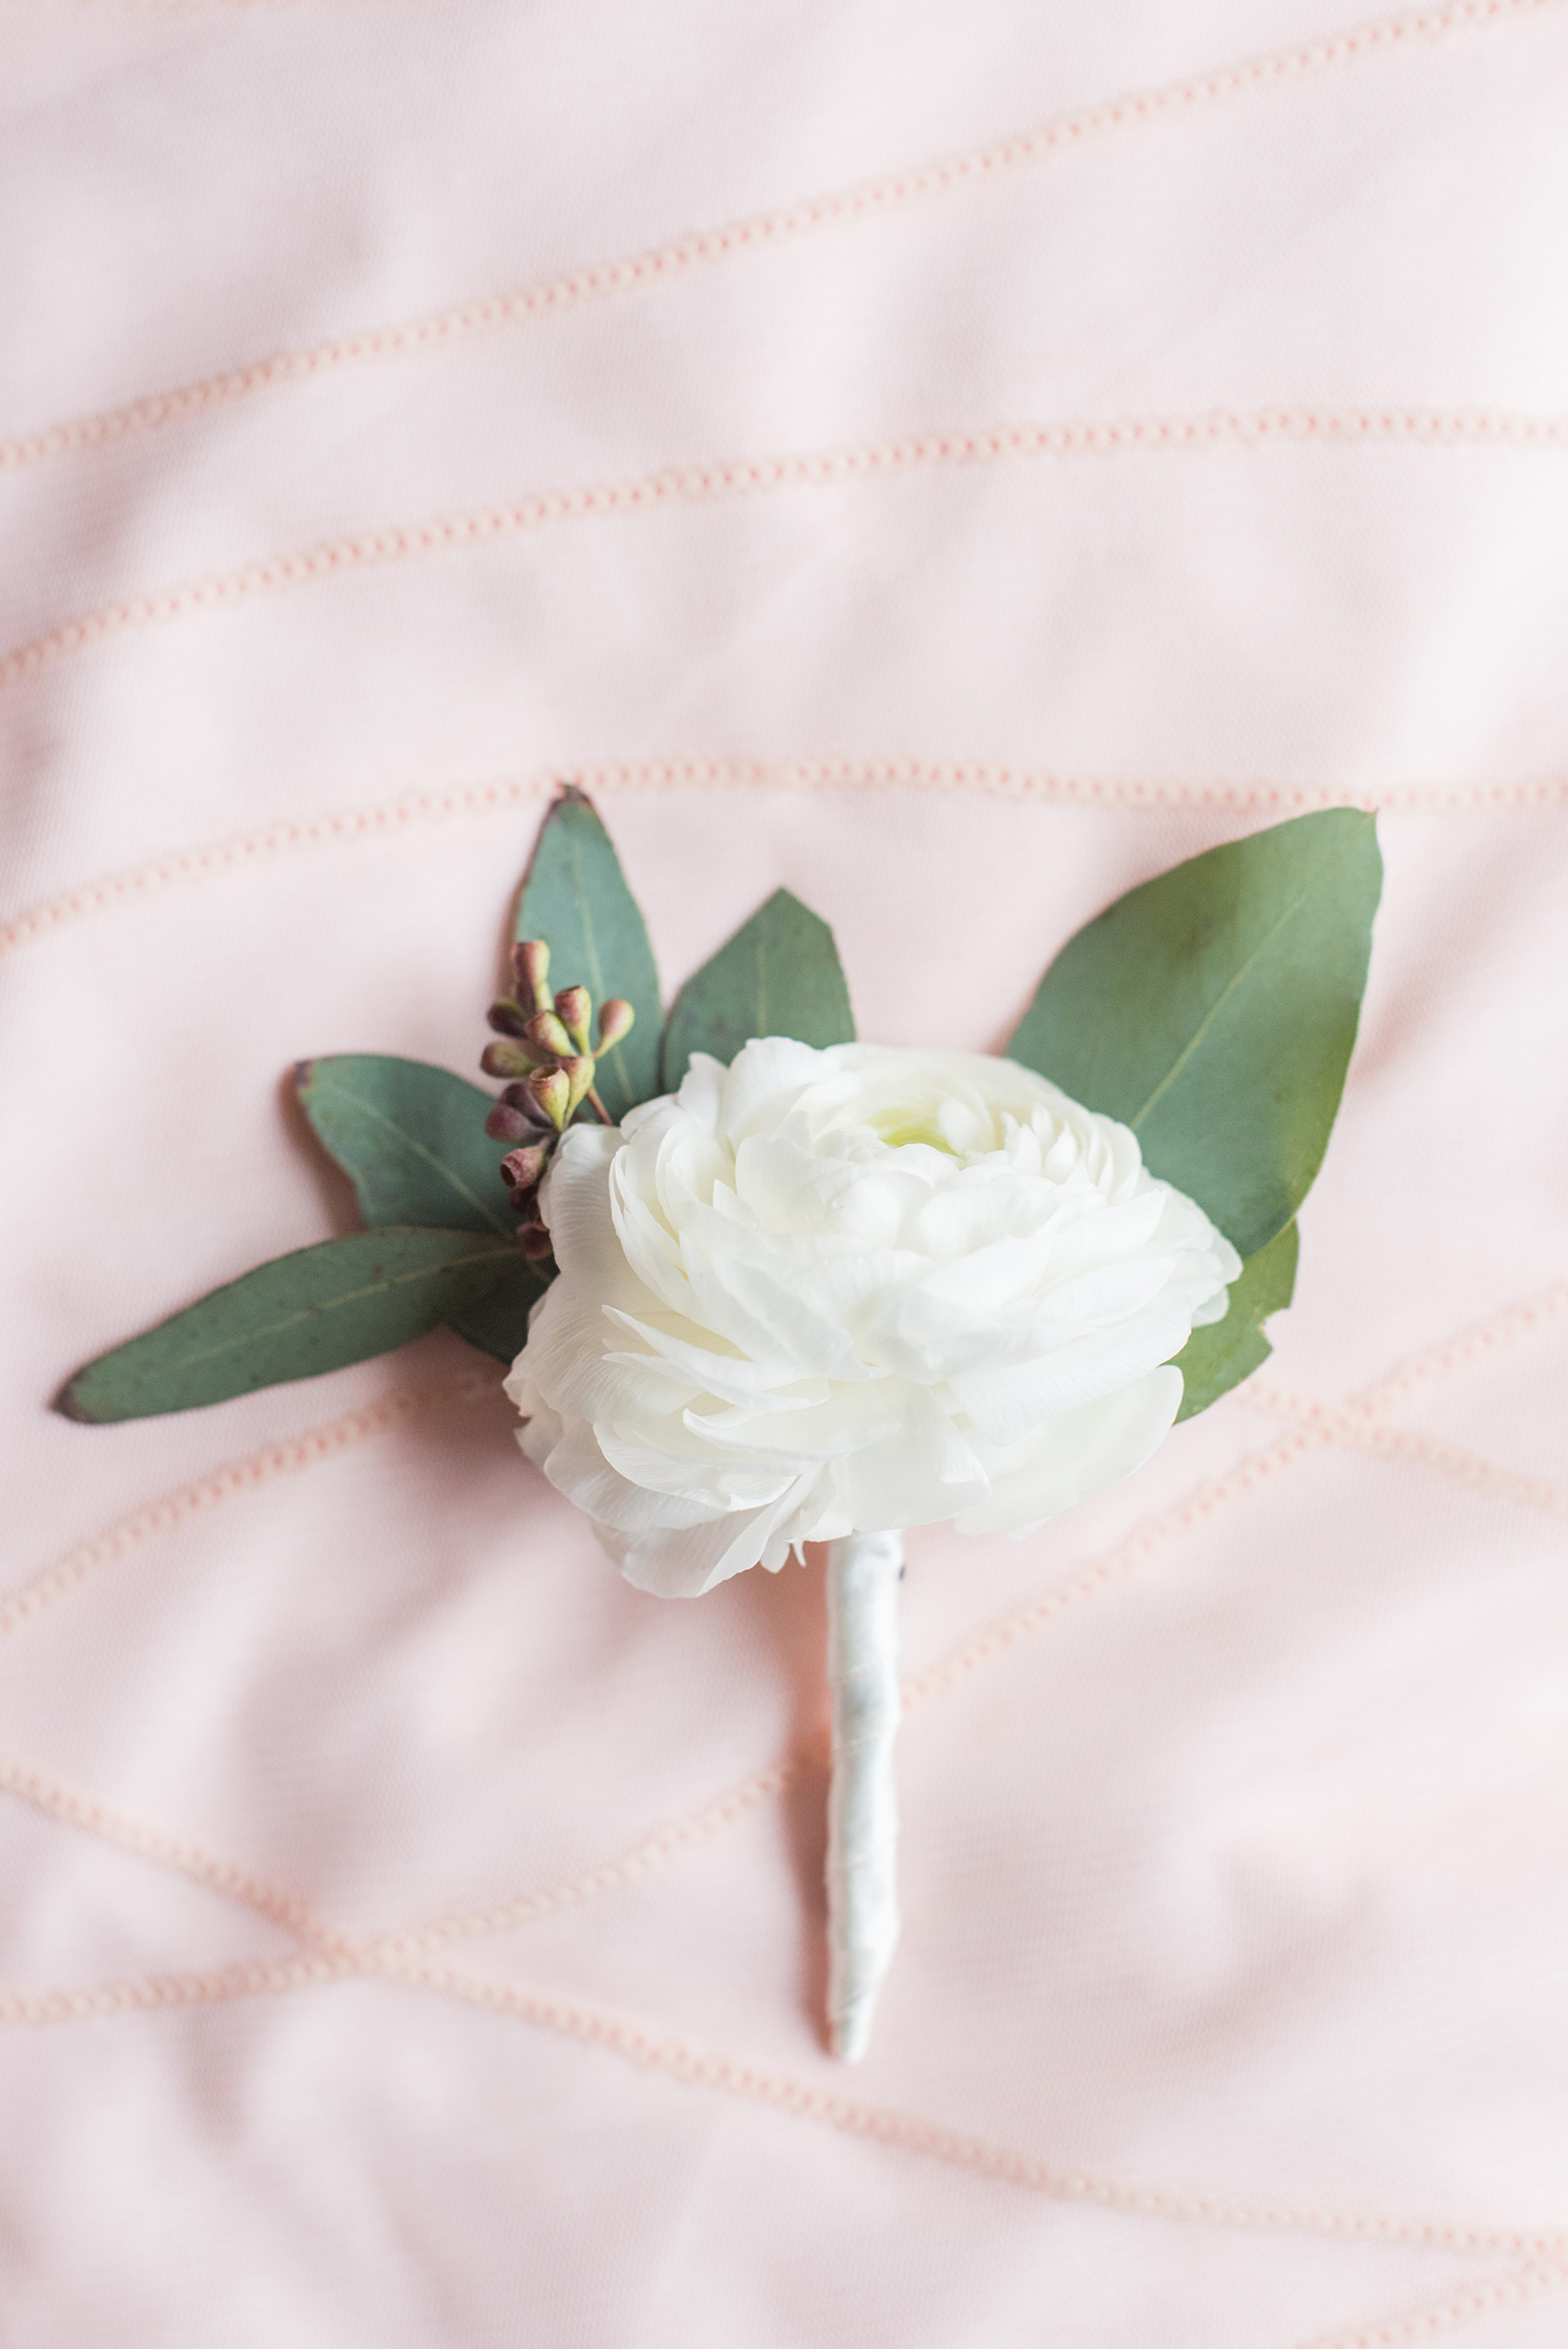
[505, 1040, 1241, 1598]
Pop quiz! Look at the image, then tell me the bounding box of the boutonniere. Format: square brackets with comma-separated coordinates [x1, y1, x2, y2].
[61, 790, 1380, 2059]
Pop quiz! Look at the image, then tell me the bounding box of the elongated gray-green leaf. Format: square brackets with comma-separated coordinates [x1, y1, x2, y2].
[443, 1261, 550, 1365]
[1173, 1219, 1298, 1422]
[662, 888, 856, 1089]
[516, 788, 662, 1121]
[292, 1055, 517, 1235]
[1007, 810, 1380, 1257]
[291, 1053, 551, 1356]
[56, 1229, 520, 1423]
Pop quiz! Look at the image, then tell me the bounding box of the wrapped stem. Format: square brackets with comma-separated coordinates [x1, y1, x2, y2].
[825, 1529, 904, 2061]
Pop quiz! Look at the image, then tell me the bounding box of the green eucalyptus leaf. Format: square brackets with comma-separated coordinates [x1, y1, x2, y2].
[291, 1053, 552, 1354]
[1007, 810, 1380, 1257]
[56, 1228, 520, 1423]
[292, 1055, 516, 1235]
[445, 1261, 551, 1365]
[661, 888, 856, 1089]
[516, 788, 662, 1121]
[1173, 1219, 1298, 1422]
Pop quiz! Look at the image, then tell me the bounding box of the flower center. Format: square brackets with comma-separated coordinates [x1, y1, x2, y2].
[862, 1109, 962, 1154]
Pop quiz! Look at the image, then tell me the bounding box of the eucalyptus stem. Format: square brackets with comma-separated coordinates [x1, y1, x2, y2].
[825, 1529, 904, 2061]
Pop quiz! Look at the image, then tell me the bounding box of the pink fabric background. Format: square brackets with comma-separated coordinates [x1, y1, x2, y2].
[5, 4, 1568, 2342]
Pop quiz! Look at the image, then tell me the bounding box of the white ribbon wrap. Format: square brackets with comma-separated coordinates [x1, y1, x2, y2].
[825, 1529, 904, 2062]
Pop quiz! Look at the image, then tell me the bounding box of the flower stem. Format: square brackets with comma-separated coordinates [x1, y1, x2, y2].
[825, 1529, 903, 2061]
[585, 1085, 613, 1126]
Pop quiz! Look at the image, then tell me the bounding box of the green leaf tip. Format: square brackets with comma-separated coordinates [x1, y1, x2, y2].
[514, 789, 662, 1123]
[56, 1227, 522, 1423]
[51, 1372, 101, 1424]
[661, 886, 856, 1090]
[1173, 1219, 1299, 1422]
[1008, 809, 1381, 1258]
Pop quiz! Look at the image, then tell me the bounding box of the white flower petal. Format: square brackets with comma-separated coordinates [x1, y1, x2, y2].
[537, 1126, 636, 1292]
[507, 1039, 1239, 1592]
[523, 1415, 719, 1534]
[602, 1306, 818, 1407]
[956, 1369, 1182, 1536]
[597, 1414, 799, 1510]
[515, 1290, 694, 1422]
[833, 1389, 989, 1530]
[619, 1475, 821, 1597]
[950, 1306, 1194, 1442]
[718, 1037, 823, 1140]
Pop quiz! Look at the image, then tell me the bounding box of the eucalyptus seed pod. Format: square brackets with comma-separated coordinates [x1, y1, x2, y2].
[554, 985, 593, 1055]
[561, 1055, 597, 1117]
[487, 997, 532, 1039]
[595, 997, 636, 1053]
[523, 1008, 575, 1059]
[481, 1040, 538, 1081]
[485, 1101, 535, 1144]
[512, 939, 552, 1012]
[520, 1223, 554, 1260]
[499, 1081, 549, 1118]
[499, 1140, 552, 1192]
[528, 1066, 572, 1131]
